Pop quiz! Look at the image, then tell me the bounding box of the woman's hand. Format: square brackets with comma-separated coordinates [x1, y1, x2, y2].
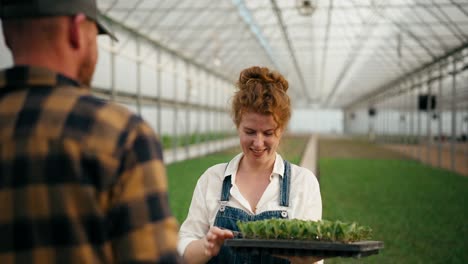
[183, 226, 234, 264]
[203, 226, 235, 257]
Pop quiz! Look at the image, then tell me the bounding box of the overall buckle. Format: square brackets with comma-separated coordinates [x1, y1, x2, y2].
[219, 201, 228, 212]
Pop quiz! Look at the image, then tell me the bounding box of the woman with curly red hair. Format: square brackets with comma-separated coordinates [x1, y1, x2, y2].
[178, 66, 322, 264]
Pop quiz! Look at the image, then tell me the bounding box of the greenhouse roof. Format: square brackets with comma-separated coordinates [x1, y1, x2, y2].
[98, 0, 468, 109]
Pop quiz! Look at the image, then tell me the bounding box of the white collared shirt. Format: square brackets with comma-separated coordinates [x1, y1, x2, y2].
[177, 152, 322, 255]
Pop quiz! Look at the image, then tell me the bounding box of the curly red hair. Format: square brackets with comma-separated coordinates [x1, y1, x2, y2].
[232, 66, 291, 132]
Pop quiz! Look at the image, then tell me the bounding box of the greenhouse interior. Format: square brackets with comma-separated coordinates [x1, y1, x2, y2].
[0, 0, 467, 263]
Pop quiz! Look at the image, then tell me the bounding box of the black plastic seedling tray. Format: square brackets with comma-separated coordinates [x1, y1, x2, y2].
[224, 239, 384, 258]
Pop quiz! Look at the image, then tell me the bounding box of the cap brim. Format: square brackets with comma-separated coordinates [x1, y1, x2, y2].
[96, 14, 118, 42]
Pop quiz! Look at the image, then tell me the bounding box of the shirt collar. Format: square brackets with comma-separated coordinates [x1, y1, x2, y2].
[223, 152, 285, 180]
[0, 66, 82, 90]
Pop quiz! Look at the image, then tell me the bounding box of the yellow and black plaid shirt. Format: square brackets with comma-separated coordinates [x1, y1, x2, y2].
[0, 66, 182, 263]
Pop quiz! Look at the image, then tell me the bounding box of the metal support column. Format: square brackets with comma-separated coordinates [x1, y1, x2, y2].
[136, 37, 142, 116]
[368, 108, 373, 142]
[205, 71, 210, 154]
[437, 61, 443, 168]
[110, 40, 116, 101]
[343, 109, 348, 135]
[185, 60, 190, 158]
[156, 49, 162, 137]
[411, 78, 417, 158]
[172, 56, 179, 161]
[405, 82, 411, 157]
[214, 79, 218, 148]
[208, 74, 214, 152]
[450, 56, 457, 171]
[215, 78, 221, 150]
[417, 76, 422, 162]
[465, 50, 468, 173]
[381, 104, 385, 142]
[385, 104, 389, 142]
[400, 86, 406, 145]
[426, 70, 433, 165]
[196, 70, 202, 157]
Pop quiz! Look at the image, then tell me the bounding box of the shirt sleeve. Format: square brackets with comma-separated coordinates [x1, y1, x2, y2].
[293, 167, 322, 221]
[177, 170, 211, 256]
[107, 119, 183, 263]
[292, 168, 324, 264]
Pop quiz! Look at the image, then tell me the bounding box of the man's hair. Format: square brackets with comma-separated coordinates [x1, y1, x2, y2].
[2, 17, 63, 51]
[0, 0, 116, 41]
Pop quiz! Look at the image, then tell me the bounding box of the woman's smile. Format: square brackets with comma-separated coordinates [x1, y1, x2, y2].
[251, 148, 267, 157]
[238, 112, 282, 165]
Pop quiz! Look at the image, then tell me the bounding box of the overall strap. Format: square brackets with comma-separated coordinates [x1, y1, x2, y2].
[220, 162, 233, 202]
[279, 160, 291, 207]
[220, 175, 232, 201]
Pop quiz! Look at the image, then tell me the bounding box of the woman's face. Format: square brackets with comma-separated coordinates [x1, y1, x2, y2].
[238, 112, 282, 166]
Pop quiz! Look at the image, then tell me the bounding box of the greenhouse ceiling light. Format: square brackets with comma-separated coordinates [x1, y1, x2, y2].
[296, 0, 316, 16]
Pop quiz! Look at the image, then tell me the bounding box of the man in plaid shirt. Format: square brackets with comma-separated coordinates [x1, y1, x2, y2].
[0, 0, 183, 263]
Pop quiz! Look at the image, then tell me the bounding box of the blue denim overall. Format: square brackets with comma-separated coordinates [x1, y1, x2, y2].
[207, 160, 292, 264]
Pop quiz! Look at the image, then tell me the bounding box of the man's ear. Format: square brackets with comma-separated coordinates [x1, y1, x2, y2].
[69, 13, 87, 49]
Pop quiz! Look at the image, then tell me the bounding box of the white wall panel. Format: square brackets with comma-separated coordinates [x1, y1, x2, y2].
[160, 106, 175, 135]
[290, 109, 343, 134]
[141, 106, 158, 132]
[160, 65, 174, 100]
[115, 56, 137, 92]
[140, 66, 157, 96]
[92, 45, 111, 89]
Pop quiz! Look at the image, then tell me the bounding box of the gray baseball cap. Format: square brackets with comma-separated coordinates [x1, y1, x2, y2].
[0, 0, 117, 41]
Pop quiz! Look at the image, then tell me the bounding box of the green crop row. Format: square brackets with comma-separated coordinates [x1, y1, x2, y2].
[161, 131, 236, 149]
